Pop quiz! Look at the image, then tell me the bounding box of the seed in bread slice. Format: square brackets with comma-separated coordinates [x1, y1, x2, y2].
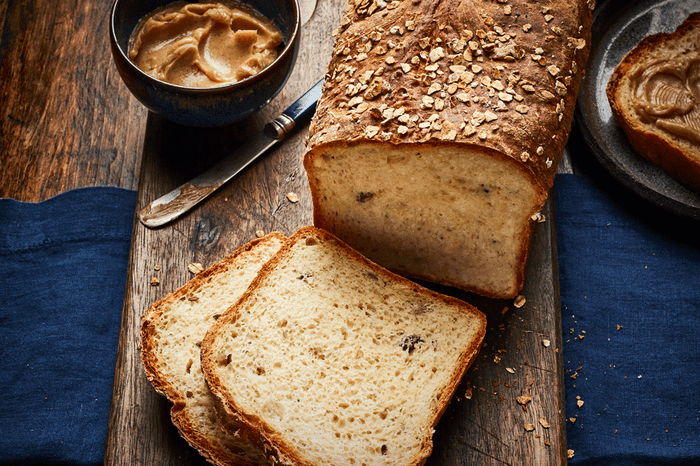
[607, 12, 700, 193]
[140, 233, 286, 466]
[201, 226, 486, 466]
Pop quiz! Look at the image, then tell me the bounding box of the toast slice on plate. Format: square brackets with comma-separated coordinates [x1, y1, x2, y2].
[607, 12, 700, 193]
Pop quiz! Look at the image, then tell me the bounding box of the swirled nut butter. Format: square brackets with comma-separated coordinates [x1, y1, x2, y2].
[128, 1, 283, 88]
[631, 56, 700, 144]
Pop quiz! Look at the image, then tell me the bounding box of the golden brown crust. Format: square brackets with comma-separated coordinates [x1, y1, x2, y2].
[140, 232, 287, 466]
[606, 12, 700, 193]
[307, 0, 593, 193]
[202, 226, 487, 466]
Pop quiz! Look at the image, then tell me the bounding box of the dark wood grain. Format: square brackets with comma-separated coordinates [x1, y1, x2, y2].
[0, 0, 143, 201]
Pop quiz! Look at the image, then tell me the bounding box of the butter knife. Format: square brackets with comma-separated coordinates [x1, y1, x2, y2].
[139, 79, 324, 228]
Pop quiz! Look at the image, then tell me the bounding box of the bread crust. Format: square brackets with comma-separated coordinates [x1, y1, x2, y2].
[201, 226, 487, 466]
[141, 233, 286, 466]
[606, 12, 700, 193]
[306, 0, 593, 192]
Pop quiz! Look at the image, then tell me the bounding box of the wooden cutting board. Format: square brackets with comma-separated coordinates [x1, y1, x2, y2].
[105, 0, 569, 464]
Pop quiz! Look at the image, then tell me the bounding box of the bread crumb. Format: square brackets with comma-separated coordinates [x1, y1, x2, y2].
[154, 265, 161, 271]
[577, 399, 584, 409]
[256, 230, 265, 238]
[188, 263, 204, 275]
[150, 277, 160, 286]
[516, 394, 532, 405]
[465, 380, 473, 399]
[568, 449, 575, 459]
[286, 192, 299, 203]
[542, 339, 551, 347]
[524, 423, 535, 432]
[539, 417, 550, 428]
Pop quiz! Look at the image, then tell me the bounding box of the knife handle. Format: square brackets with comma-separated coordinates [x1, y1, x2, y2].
[265, 78, 324, 140]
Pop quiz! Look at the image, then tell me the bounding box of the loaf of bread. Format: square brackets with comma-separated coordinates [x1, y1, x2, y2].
[304, 0, 593, 298]
[201, 226, 486, 466]
[606, 12, 700, 193]
[140, 233, 286, 466]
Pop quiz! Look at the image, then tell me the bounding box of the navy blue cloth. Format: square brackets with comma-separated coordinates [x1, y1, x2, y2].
[554, 174, 700, 465]
[0, 187, 137, 466]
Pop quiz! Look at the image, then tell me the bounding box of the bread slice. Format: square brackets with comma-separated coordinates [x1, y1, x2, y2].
[304, 0, 593, 299]
[607, 12, 700, 193]
[140, 233, 286, 466]
[201, 226, 486, 466]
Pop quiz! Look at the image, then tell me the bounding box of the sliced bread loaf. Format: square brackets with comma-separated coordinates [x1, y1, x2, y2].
[607, 12, 700, 193]
[304, 0, 593, 298]
[201, 226, 486, 466]
[140, 232, 286, 466]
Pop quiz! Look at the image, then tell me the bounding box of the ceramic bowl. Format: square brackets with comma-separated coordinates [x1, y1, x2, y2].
[109, 0, 300, 127]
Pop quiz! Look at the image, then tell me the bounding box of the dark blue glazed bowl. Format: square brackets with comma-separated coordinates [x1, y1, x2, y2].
[109, 0, 300, 127]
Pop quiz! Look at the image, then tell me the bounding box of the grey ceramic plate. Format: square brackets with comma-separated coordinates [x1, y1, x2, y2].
[575, 0, 700, 221]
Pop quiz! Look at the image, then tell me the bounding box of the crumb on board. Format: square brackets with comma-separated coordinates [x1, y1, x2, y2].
[188, 262, 204, 275]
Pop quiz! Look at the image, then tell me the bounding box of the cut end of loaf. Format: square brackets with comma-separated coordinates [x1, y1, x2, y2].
[305, 142, 543, 298]
[202, 227, 486, 466]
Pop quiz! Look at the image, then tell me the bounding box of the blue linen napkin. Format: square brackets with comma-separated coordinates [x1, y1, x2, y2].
[554, 174, 700, 466]
[0, 187, 137, 466]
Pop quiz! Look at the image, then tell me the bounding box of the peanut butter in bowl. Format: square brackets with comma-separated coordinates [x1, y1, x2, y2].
[128, 1, 283, 88]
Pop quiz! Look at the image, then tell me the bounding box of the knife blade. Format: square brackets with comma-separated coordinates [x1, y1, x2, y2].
[138, 79, 324, 228]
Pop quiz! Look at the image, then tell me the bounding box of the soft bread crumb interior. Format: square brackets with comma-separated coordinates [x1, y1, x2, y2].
[309, 143, 541, 297]
[209, 233, 484, 466]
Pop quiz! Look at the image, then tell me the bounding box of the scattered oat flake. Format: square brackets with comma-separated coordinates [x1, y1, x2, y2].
[286, 192, 299, 203]
[150, 277, 160, 286]
[188, 262, 204, 275]
[514, 295, 526, 308]
[539, 417, 550, 428]
[542, 339, 551, 347]
[524, 423, 535, 432]
[366, 126, 380, 138]
[506, 367, 515, 374]
[255, 230, 265, 238]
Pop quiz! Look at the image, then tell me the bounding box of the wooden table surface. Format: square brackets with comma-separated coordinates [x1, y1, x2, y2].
[0, 0, 577, 464]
